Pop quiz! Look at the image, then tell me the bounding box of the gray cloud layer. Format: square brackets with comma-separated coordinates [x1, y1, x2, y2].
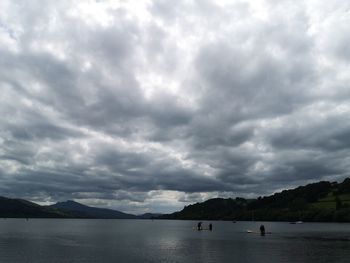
[1, 0, 350, 213]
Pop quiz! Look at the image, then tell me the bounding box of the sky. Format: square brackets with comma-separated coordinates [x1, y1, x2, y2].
[1, 0, 350, 214]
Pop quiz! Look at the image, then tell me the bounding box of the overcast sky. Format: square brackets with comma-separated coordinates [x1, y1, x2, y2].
[1, 0, 350, 214]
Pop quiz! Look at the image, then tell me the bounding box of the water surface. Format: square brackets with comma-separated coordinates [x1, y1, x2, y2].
[1, 219, 350, 262]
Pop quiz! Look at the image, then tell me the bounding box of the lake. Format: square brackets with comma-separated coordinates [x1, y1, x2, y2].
[1, 219, 350, 262]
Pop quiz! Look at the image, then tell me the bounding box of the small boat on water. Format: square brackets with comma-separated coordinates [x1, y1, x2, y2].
[289, 221, 303, 224]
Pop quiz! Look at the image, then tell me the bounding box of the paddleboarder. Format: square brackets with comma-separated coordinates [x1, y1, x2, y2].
[260, 224, 265, 236]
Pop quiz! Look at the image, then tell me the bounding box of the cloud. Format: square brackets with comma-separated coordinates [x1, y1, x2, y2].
[1, 0, 350, 213]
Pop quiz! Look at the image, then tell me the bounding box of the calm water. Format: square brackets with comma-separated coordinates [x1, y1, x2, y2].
[1, 219, 350, 263]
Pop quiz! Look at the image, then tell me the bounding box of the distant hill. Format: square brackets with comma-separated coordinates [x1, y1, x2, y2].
[159, 178, 350, 222]
[0, 196, 70, 218]
[138, 213, 163, 219]
[50, 200, 138, 219]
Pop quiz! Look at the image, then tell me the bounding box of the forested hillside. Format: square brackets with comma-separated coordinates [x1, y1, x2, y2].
[160, 178, 350, 222]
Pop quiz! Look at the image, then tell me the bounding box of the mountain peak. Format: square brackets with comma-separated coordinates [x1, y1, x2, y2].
[54, 200, 88, 209]
[51, 200, 137, 219]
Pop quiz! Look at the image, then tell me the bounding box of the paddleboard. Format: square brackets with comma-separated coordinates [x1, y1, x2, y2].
[246, 230, 272, 234]
[192, 227, 212, 231]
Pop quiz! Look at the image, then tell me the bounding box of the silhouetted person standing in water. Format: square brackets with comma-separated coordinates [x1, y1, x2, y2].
[197, 222, 202, 231]
[260, 225, 265, 236]
[209, 223, 213, 231]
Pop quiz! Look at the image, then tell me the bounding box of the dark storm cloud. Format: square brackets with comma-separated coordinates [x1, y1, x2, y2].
[1, 0, 350, 213]
[268, 111, 350, 151]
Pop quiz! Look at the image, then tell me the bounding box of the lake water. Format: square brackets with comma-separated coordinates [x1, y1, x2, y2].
[1, 219, 350, 262]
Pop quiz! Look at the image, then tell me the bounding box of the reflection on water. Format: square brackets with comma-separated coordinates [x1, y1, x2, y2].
[0, 219, 350, 262]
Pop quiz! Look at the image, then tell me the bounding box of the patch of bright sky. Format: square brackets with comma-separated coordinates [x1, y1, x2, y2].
[0, 25, 19, 53]
[0, 160, 20, 174]
[70, 0, 153, 26]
